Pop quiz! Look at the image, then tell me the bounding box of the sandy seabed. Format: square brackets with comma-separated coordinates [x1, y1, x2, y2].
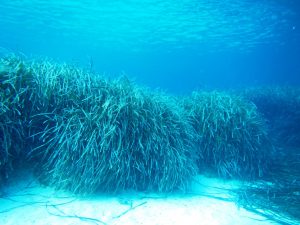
[0, 171, 277, 225]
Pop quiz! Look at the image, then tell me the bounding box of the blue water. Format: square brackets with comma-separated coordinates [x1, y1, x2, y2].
[0, 0, 299, 93]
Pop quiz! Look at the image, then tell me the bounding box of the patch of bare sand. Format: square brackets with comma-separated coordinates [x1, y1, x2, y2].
[0, 174, 277, 225]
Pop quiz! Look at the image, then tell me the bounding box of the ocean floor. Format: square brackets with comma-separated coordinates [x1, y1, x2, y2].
[0, 170, 278, 225]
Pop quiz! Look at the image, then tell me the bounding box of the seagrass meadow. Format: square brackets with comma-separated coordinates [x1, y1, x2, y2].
[0, 54, 271, 191]
[1, 0, 300, 224]
[1, 54, 300, 224]
[235, 86, 300, 224]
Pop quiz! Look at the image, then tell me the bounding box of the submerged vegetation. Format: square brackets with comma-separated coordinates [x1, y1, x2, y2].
[0, 56, 30, 184]
[244, 85, 300, 141]
[0, 54, 197, 193]
[235, 86, 300, 224]
[0, 54, 300, 223]
[242, 86, 300, 147]
[34, 80, 198, 193]
[236, 146, 300, 225]
[181, 91, 272, 179]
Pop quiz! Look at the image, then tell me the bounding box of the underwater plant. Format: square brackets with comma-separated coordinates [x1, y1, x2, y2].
[181, 91, 273, 179]
[1, 54, 197, 194]
[0, 55, 31, 183]
[235, 146, 300, 225]
[32, 78, 197, 194]
[242, 86, 300, 147]
[234, 86, 300, 224]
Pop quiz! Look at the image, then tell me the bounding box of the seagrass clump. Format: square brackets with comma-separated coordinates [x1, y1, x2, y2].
[4, 56, 198, 194]
[182, 91, 272, 179]
[0, 55, 198, 194]
[38, 80, 196, 193]
[236, 146, 300, 224]
[19, 57, 110, 150]
[237, 87, 300, 224]
[32, 77, 198, 194]
[0, 55, 32, 182]
[242, 86, 300, 147]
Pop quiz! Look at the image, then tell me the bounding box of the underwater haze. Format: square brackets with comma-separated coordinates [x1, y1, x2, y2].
[0, 0, 299, 93]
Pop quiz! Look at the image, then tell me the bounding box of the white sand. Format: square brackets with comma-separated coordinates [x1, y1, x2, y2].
[0, 171, 277, 225]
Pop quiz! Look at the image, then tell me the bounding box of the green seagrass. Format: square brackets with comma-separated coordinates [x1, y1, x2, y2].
[181, 91, 272, 179]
